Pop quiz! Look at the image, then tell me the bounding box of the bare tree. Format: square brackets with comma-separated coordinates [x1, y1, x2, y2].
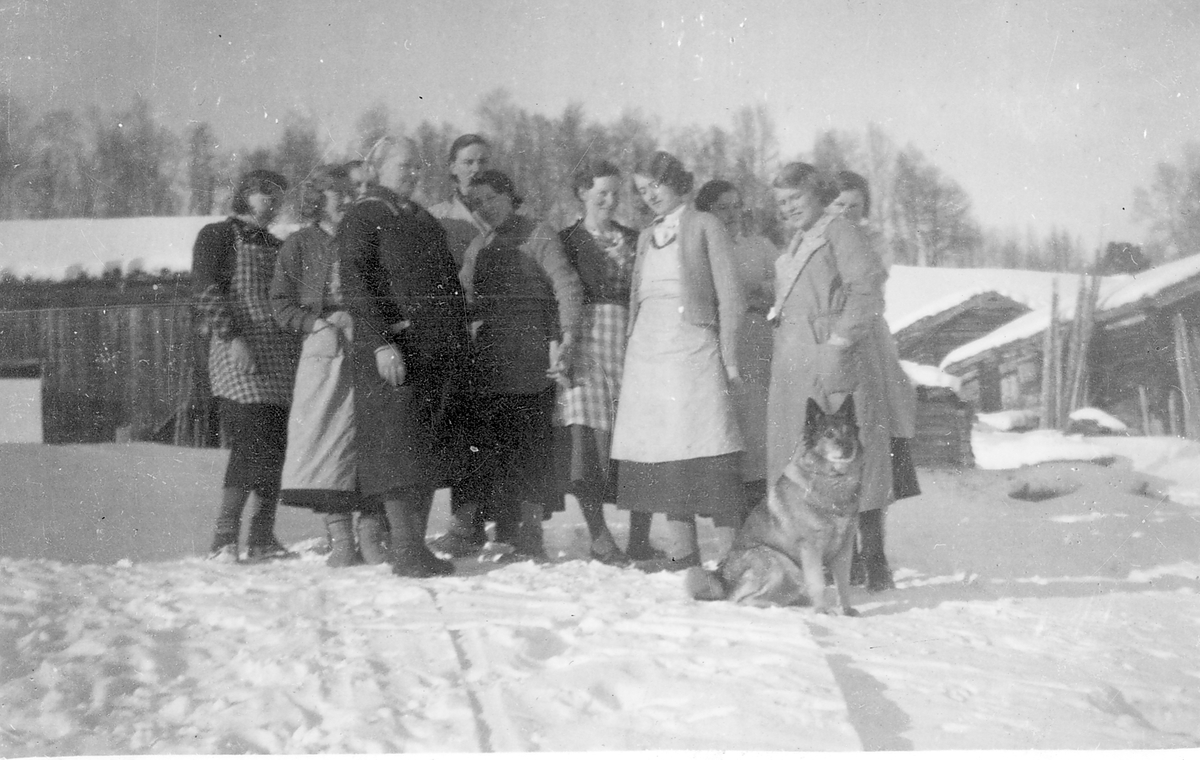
[22, 109, 94, 218]
[892, 145, 981, 266]
[1133, 141, 1200, 260]
[186, 122, 218, 215]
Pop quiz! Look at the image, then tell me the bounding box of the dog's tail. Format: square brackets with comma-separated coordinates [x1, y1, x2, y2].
[685, 566, 727, 601]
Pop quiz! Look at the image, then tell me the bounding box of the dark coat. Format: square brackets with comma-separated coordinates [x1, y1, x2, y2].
[470, 214, 584, 396]
[337, 189, 469, 495]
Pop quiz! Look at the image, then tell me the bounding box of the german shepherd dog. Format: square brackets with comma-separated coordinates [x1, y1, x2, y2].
[686, 396, 863, 615]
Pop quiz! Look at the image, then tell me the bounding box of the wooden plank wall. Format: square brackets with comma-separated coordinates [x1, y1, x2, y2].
[0, 304, 202, 443]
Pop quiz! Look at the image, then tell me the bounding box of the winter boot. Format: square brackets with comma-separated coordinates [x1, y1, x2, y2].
[324, 513, 361, 568]
[625, 511, 665, 561]
[510, 501, 548, 561]
[386, 489, 455, 578]
[246, 485, 297, 562]
[859, 509, 895, 592]
[636, 517, 700, 572]
[356, 510, 390, 565]
[208, 486, 247, 561]
[428, 499, 485, 558]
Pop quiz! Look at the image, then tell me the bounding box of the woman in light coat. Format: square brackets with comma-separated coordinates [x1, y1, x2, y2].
[766, 162, 906, 592]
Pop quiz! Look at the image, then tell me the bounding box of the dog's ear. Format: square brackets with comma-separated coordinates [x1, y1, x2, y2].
[835, 394, 856, 425]
[806, 397, 824, 423]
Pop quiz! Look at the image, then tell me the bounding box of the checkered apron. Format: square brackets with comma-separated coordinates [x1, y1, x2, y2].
[208, 227, 300, 406]
[557, 302, 627, 431]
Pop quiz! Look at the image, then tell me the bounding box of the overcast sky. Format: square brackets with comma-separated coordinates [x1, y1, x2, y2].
[3, 0, 1199, 252]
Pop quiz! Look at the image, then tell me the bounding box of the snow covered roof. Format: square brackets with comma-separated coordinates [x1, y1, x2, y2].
[1097, 251, 1200, 314]
[884, 266, 1085, 331]
[0, 216, 300, 281]
[938, 254, 1200, 371]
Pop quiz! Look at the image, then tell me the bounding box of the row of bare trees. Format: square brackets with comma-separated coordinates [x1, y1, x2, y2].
[1, 88, 1177, 272]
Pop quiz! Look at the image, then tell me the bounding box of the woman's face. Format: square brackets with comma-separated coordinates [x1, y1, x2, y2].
[348, 164, 376, 199]
[321, 187, 346, 226]
[709, 189, 742, 231]
[633, 174, 684, 218]
[830, 189, 867, 225]
[469, 184, 513, 228]
[451, 143, 490, 194]
[773, 185, 824, 232]
[378, 144, 421, 200]
[580, 175, 620, 225]
[244, 188, 280, 225]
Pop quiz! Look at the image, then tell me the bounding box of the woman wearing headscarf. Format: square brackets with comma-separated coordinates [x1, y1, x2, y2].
[193, 168, 300, 563]
[610, 151, 746, 571]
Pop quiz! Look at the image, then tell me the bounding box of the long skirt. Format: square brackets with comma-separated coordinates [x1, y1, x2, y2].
[611, 294, 744, 524]
[279, 311, 360, 513]
[557, 303, 627, 505]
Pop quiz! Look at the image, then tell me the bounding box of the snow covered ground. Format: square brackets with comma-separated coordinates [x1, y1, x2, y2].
[2, 426, 1199, 754]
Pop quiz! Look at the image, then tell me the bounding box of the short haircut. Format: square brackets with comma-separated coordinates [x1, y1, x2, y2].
[834, 170, 872, 219]
[633, 151, 694, 196]
[448, 133, 489, 164]
[232, 169, 288, 214]
[772, 162, 839, 207]
[694, 179, 737, 214]
[570, 159, 622, 198]
[469, 169, 523, 208]
[298, 164, 349, 222]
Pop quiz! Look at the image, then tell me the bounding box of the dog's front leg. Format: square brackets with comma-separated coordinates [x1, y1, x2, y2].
[829, 534, 859, 617]
[796, 543, 833, 614]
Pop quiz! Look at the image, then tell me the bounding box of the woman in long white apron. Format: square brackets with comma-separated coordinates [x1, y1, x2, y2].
[611, 151, 746, 571]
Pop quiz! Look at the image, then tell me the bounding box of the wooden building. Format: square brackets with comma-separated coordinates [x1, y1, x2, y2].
[893, 290, 1030, 367]
[942, 255, 1200, 434]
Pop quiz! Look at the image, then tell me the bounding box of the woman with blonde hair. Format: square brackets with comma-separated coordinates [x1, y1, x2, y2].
[338, 137, 470, 577]
[767, 162, 904, 593]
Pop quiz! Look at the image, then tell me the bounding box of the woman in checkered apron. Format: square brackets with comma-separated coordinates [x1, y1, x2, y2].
[556, 160, 656, 566]
[192, 169, 302, 562]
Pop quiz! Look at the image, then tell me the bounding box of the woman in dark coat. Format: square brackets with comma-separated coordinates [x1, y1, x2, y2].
[193, 169, 300, 563]
[338, 138, 470, 577]
[463, 169, 584, 560]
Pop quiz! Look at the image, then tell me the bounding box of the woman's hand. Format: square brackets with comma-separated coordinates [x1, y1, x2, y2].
[547, 333, 575, 386]
[375, 345, 406, 387]
[227, 336, 256, 374]
[725, 364, 745, 391]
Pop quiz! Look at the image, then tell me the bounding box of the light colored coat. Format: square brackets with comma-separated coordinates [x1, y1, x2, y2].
[766, 211, 911, 512]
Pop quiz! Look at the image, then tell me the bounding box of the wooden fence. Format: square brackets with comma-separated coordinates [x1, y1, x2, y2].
[0, 304, 218, 445]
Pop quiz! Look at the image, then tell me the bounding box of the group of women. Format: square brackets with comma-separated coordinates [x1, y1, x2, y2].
[191, 134, 918, 591]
